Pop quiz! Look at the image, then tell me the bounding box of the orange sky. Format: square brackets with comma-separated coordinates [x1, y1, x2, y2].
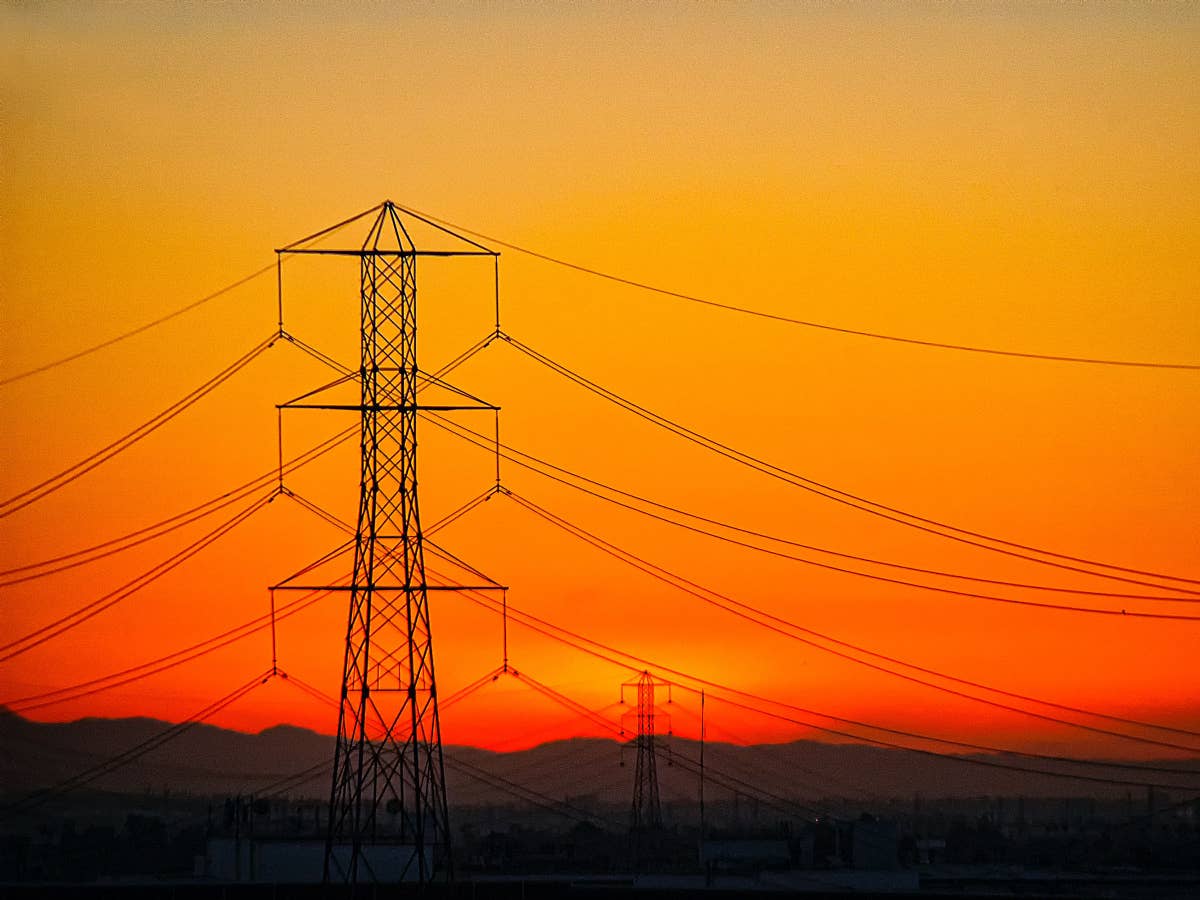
[1, 4, 1198, 763]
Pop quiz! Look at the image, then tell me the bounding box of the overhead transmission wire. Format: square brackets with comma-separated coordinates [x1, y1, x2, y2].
[0, 425, 356, 587]
[389, 641, 814, 829]
[489, 597, 1200, 792]
[666, 699, 876, 808]
[3, 583, 338, 714]
[500, 668, 822, 823]
[279, 331, 356, 377]
[517, 670, 627, 737]
[0, 202, 385, 388]
[414, 389, 1200, 741]
[425, 414, 1198, 620]
[273, 666, 619, 828]
[280, 336, 1197, 739]
[89, 645, 428, 813]
[250, 758, 333, 800]
[0, 491, 276, 662]
[11, 206, 1190, 796]
[439, 419, 1182, 601]
[417, 415, 1200, 743]
[0, 333, 277, 518]
[427, 405, 1200, 624]
[432, 569, 1196, 817]
[0, 425, 354, 710]
[226, 677, 341, 799]
[496, 333, 1199, 591]
[498, 490, 1200, 757]
[0, 321, 356, 526]
[433, 576, 1158, 839]
[0, 481, 269, 588]
[1, 670, 275, 818]
[394, 202, 1200, 372]
[347, 336, 1195, 738]
[406, 339, 1179, 606]
[507, 431, 1200, 737]
[0, 271, 277, 389]
[663, 744, 822, 822]
[7, 451, 1180, 801]
[169, 670, 588, 813]
[14, 673, 319, 804]
[182, 555, 1195, 821]
[701, 688, 1200, 794]
[440, 667, 510, 709]
[443, 754, 614, 828]
[0, 330, 493, 702]
[447, 586, 1200, 792]
[0, 487, 357, 711]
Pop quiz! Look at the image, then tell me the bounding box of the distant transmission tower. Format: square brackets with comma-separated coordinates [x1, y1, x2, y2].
[622, 671, 671, 832]
[272, 202, 502, 885]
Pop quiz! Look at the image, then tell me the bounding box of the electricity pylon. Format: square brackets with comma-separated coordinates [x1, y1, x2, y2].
[622, 671, 671, 832]
[272, 201, 503, 885]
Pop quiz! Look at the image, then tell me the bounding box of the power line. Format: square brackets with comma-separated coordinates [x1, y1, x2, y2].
[37, 326, 485, 591]
[425, 412, 1199, 622]
[665, 745, 822, 822]
[2, 670, 274, 817]
[498, 333, 1199, 590]
[0, 424, 356, 584]
[2, 482, 265, 588]
[4, 585, 335, 714]
[393, 203, 1200, 371]
[430, 659, 826, 827]
[440, 667, 509, 710]
[496, 667, 826, 823]
[0, 203, 385, 388]
[449, 587, 1200, 792]
[0, 270, 277, 388]
[422, 416, 1200, 739]
[276, 202, 385, 253]
[275, 666, 619, 828]
[0, 491, 276, 662]
[425, 412, 1194, 604]
[472, 591, 1200, 791]
[0, 333, 277, 518]
[702, 690, 1200, 794]
[668, 700, 875, 805]
[443, 753, 614, 828]
[499, 490, 1200, 755]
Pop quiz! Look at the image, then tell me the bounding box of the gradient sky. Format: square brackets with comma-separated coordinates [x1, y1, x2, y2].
[2, 3, 1198, 761]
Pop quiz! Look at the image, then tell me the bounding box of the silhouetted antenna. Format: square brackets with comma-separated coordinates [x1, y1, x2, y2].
[699, 689, 706, 841]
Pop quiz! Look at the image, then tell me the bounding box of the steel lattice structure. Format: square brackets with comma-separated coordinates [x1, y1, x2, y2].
[273, 202, 500, 885]
[623, 671, 670, 832]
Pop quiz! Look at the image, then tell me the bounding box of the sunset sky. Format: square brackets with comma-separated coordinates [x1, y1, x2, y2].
[2, 3, 1197, 765]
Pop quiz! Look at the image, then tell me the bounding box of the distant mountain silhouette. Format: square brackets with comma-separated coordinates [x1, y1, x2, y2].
[2, 708, 1195, 807]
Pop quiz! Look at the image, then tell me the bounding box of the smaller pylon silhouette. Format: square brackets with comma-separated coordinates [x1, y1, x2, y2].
[621, 671, 671, 831]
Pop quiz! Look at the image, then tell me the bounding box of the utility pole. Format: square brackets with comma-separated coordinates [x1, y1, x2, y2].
[699, 689, 706, 836]
[272, 201, 502, 886]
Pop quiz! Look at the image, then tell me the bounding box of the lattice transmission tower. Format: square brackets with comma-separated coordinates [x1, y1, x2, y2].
[622, 671, 671, 832]
[272, 202, 502, 885]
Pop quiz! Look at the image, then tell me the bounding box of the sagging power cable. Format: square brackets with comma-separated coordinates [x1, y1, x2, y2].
[498, 333, 1199, 591]
[0, 333, 277, 518]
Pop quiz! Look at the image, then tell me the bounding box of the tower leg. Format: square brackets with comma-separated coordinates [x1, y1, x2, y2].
[323, 209, 451, 884]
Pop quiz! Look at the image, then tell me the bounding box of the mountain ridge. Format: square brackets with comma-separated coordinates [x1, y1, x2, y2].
[3, 710, 1196, 807]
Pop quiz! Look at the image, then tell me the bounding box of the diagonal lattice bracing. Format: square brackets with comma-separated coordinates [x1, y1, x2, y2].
[273, 202, 503, 886]
[325, 242, 449, 883]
